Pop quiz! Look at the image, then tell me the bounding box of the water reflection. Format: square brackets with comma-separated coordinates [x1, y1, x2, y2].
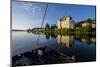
[45, 34, 50, 40]
[91, 37, 96, 44]
[45, 32, 57, 40]
[75, 34, 96, 44]
[57, 35, 74, 48]
[12, 31, 96, 67]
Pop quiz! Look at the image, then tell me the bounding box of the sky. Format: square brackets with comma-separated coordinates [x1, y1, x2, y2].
[12, 1, 96, 30]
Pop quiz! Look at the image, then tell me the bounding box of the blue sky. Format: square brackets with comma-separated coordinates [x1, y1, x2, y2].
[12, 1, 96, 30]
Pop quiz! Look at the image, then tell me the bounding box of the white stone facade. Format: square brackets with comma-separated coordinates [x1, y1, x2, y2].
[57, 16, 74, 29]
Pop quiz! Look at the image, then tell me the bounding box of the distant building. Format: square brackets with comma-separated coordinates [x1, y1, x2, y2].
[57, 16, 74, 29]
[75, 27, 80, 29]
[82, 22, 90, 27]
[91, 20, 96, 28]
[81, 20, 96, 28]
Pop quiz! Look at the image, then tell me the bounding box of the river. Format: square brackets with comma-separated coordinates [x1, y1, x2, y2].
[11, 31, 96, 66]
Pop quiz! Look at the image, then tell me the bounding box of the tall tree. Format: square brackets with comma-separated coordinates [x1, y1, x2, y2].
[87, 18, 92, 23]
[53, 24, 57, 29]
[45, 23, 50, 30]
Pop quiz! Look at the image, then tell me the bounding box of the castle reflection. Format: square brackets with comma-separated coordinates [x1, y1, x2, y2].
[57, 35, 74, 48]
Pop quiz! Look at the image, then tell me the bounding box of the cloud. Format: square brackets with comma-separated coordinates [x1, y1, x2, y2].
[15, 1, 43, 15]
[15, 1, 33, 11]
[16, 1, 32, 7]
[20, 2, 32, 7]
[31, 8, 37, 14]
[31, 7, 41, 15]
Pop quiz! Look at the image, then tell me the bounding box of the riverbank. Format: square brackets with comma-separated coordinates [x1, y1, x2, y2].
[27, 28, 96, 35]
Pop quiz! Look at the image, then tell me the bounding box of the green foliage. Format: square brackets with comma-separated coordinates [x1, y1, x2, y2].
[45, 23, 57, 31]
[87, 18, 92, 23]
[45, 23, 50, 30]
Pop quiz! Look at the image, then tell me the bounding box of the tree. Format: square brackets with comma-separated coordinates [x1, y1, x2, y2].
[87, 18, 92, 23]
[51, 24, 57, 30]
[51, 24, 54, 30]
[45, 23, 50, 30]
[53, 24, 57, 29]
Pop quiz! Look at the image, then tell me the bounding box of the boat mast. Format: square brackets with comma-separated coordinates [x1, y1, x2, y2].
[36, 3, 48, 46]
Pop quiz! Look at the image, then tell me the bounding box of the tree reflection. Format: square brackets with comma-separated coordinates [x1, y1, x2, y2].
[75, 34, 96, 44]
[45, 32, 57, 40]
[45, 33, 50, 40]
[50, 33, 57, 39]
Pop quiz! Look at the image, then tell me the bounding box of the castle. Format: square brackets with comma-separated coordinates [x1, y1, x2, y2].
[57, 16, 74, 29]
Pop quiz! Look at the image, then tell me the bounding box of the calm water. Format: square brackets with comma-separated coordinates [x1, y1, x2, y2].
[12, 31, 96, 66]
